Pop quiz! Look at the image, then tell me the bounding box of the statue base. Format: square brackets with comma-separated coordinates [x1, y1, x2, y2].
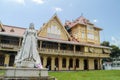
[4, 67, 48, 78]
[16, 61, 35, 68]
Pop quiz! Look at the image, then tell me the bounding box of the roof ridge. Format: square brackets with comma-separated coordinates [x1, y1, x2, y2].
[3, 24, 26, 29]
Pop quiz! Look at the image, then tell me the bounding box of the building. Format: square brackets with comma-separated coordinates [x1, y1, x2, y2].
[103, 57, 120, 70]
[0, 14, 111, 70]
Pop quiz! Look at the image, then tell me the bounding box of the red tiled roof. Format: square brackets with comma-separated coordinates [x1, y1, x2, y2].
[1, 25, 26, 37]
[65, 16, 102, 30]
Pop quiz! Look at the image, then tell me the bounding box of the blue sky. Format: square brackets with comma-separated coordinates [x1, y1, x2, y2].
[0, 0, 120, 44]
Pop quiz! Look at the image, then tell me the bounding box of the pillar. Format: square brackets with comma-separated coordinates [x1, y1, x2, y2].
[19, 38, 22, 47]
[74, 45, 76, 53]
[58, 43, 60, 51]
[40, 41, 42, 50]
[58, 56, 62, 70]
[80, 58, 84, 70]
[4, 54, 10, 66]
[51, 57, 55, 70]
[98, 58, 102, 70]
[88, 58, 94, 70]
[73, 57, 76, 70]
[43, 56, 47, 68]
[66, 57, 69, 70]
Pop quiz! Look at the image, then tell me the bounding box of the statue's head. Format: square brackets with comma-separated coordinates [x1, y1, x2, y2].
[29, 23, 35, 29]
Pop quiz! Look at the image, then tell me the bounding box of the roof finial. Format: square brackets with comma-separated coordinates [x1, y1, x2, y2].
[81, 13, 83, 16]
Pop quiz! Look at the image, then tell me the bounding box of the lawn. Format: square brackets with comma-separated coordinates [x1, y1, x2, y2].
[0, 70, 5, 76]
[0, 70, 120, 80]
[49, 70, 120, 80]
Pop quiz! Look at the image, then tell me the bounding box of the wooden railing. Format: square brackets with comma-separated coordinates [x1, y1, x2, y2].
[39, 48, 109, 58]
[0, 43, 109, 58]
[0, 43, 19, 51]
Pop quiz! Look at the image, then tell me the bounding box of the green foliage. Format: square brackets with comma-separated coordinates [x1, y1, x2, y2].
[49, 70, 120, 80]
[110, 45, 120, 58]
[101, 41, 110, 47]
[101, 41, 120, 58]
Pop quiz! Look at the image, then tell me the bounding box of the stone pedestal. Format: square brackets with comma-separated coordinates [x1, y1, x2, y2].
[4, 67, 48, 78]
[16, 61, 35, 68]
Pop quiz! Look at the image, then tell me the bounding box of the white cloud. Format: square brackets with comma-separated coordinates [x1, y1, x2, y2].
[11, 0, 25, 5]
[54, 7, 63, 12]
[32, 0, 45, 4]
[93, 19, 98, 23]
[111, 36, 120, 47]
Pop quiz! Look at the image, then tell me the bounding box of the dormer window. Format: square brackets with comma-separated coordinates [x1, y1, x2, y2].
[87, 25, 94, 31]
[10, 28, 14, 32]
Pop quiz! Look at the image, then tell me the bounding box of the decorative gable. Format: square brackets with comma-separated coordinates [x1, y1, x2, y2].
[38, 14, 71, 41]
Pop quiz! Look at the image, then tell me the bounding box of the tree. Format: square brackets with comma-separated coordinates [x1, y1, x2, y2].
[110, 45, 120, 58]
[101, 41, 110, 47]
[101, 41, 120, 58]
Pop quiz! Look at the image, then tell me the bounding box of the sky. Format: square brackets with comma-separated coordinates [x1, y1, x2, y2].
[0, 0, 120, 45]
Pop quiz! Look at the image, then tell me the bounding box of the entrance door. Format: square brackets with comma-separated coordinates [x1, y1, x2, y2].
[0, 55, 5, 66]
[94, 59, 98, 70]
[55, 58, 59, 70]
[84, 59, 88, 70]
[9, 55, 15, 66]
[47, 57, 51, 70]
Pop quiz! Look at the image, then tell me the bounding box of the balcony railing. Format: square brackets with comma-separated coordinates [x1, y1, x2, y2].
[0, 43, 19, 51]
[39, 48, 109, 58]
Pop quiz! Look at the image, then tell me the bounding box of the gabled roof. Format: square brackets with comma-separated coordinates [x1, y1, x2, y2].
[38, 13, 72, 40]
[0, 25, 26, 37]
[65, 16, 102, 30]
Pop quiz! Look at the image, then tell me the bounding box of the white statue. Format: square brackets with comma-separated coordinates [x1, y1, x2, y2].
[15, 23, 42, 68]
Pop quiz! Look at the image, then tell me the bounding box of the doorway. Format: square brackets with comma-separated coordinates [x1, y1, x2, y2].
[94, 59, 98, 70]
[47, 57, 51, 70]
[9, 55, 15, 66]
[84, 59, 88, 70]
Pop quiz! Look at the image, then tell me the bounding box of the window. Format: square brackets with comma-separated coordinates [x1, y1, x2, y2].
[87, 33, 94, 40]
[81, 32, 85, 39]
[10, 28, 14, 32]
[47, 26, 61, 39]
[87, 25, 94, 31]
[95, 31, 99, 41]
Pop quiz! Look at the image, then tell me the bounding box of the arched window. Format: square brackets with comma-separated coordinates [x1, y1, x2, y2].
[62, 58, 66, 68]
[69, 58, 73, 68]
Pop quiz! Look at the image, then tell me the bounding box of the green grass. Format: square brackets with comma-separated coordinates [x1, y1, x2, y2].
[49, 70, 120, 80]
[0, 70, 120, 80]
[0, 70, 5, 76]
